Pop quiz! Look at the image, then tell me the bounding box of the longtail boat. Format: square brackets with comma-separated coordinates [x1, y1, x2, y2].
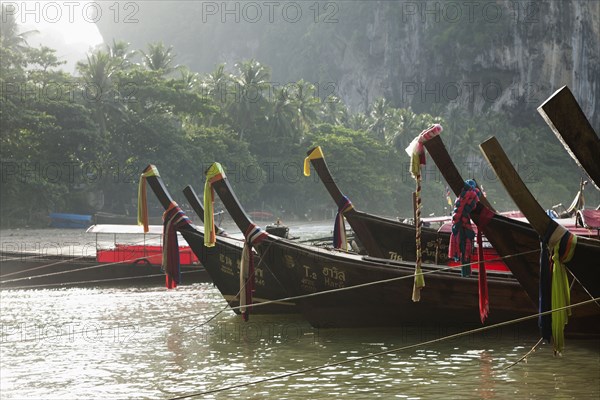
[142, 165, 297, 314]
[479, 137, 600, 298]
[537, 85, 600, 190]
[422, 134, 600, 334]
[305, 145, 451, 264]
[204, 161, 536, 328]
[306, 144, 586, 269]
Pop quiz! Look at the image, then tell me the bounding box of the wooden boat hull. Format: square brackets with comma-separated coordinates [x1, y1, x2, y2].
[306, 147, 505, 270]
[0, 251, 209, 289]
[177, 228, 297, 314]
[48, 213, 92, 229]
[255, 239, 536, 328]
[345, 210, 450, 264]
[144, 169, 298, 314]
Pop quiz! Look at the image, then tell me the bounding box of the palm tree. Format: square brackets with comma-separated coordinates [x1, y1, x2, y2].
[76, 50, 120, 135]
[291, 79, 319, 136]
[389, 107, 419, 152]
[228, 59, 271, 140]
[368, 97, 389, 142]
[0, 6, 37, 52]
[319, 95, 348, 126]
[201, 63, 231, 104]
[268, 86, 297, 140]
[177, 66, 198, 91]
[347, 113, 370, 131]
[106, 39, 136, 69]
[140, 42, 177, 75]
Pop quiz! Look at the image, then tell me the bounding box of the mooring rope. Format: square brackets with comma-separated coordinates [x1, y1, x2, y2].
[503, 337, 544, 370]
[165, 297, 600, 399]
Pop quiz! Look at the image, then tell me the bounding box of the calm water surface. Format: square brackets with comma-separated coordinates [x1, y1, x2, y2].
[2, 285, 599, 399]
[1, 228, 599, 399]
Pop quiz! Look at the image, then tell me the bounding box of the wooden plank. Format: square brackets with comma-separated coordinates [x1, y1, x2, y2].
[479, 137, 554, 237]
[537, 86, 600, 190]
[183, 185, 205, 219]
[423, 136, 495, 211]
[307, 147, 346, 206]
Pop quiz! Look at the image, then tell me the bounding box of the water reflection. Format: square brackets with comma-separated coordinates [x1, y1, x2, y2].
[1, 285, 598, 399]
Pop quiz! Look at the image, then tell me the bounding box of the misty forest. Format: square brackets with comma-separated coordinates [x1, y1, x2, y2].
[1, 1, 598, 227]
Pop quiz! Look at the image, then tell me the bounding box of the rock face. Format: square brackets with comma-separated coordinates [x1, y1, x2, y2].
[96, 0, 599, 125]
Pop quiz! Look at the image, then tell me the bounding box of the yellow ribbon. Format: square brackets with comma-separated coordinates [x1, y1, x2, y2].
[137, 165, 160, 233]
[303, 146, 324, 176]
[204, 163, 226, 247]
[551, 233, 576, 354]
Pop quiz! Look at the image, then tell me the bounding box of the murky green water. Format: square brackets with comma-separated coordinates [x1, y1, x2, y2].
[1, 227, 599, 399]
[1, 284, 599, 400]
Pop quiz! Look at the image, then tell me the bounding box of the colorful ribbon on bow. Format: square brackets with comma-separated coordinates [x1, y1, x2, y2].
[303, 146, 324, 177]
[476, 206, 494, 324]
[240, 224, 269, 321]
[448, 180, 481, 277]
[405, 124, 443, 302]
[162, 202, 191, 289]
[542, 223, 576, 354]
[204, 163, 226, 248]
[333, 196, 353, 250]
[137, 165, 160, 233]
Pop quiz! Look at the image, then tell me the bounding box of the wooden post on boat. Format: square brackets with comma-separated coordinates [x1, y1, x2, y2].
[537, 86, 600, 190]
[479, 137, 553, 236]
[183, 186, 205, 218]
[423, 136, 495, 212]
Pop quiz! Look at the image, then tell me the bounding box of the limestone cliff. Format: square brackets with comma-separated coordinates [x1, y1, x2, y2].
[96, 0, 599, 125]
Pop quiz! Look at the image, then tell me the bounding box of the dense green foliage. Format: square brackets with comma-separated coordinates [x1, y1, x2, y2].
[1, 7, 595, 227]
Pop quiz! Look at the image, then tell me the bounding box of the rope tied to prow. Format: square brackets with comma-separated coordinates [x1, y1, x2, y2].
[405, 124, 443, 302]
[333, 196, 353, 251]
[240, 224, 269, 321]
[162, 202, 191, 289]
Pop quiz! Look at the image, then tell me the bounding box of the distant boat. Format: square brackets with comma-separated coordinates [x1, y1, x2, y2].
[0, 224, 208, 289]
[48, 213, 93, 229]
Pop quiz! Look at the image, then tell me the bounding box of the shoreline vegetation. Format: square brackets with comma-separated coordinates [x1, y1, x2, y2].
[1, 7, 589, 228]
